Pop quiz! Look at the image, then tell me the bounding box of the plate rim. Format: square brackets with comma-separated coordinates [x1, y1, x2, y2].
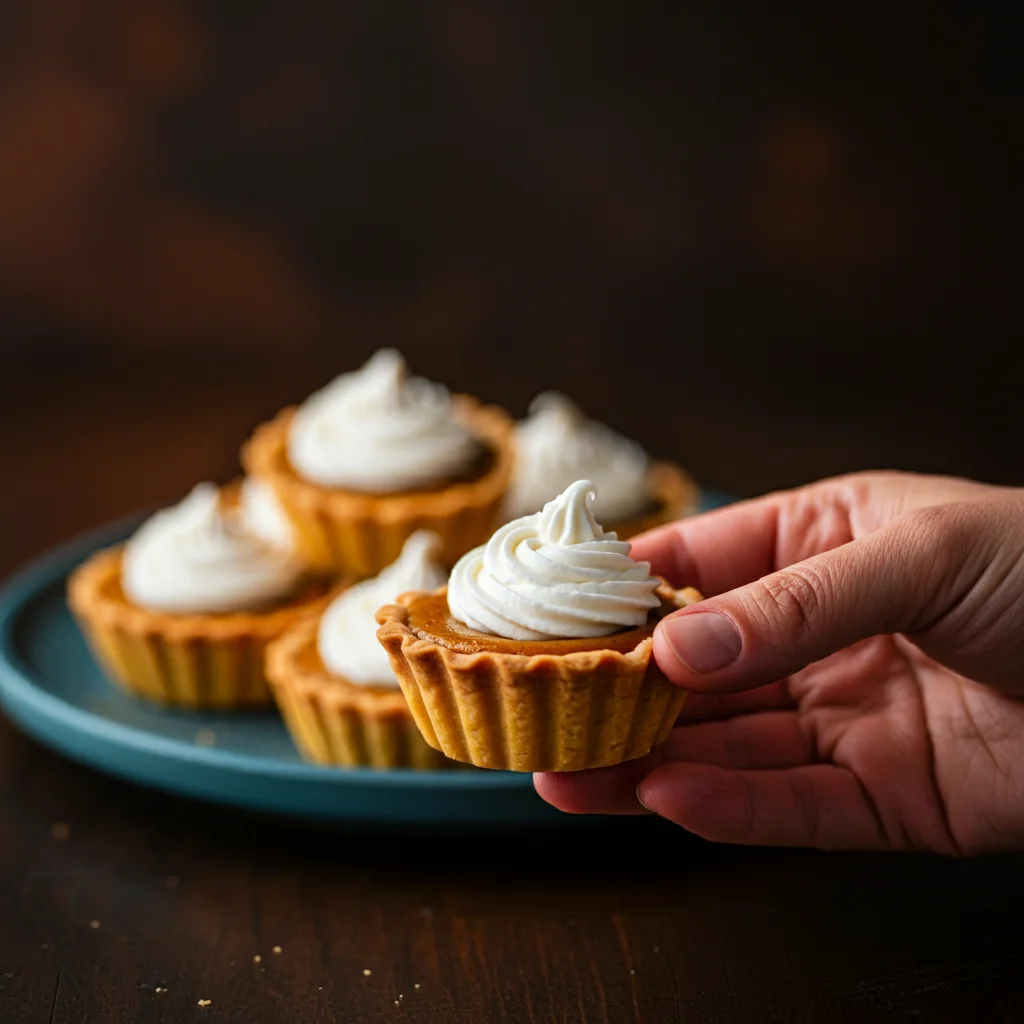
[0, 490, 735, 801]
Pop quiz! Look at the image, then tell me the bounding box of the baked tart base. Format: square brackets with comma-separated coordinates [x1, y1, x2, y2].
[241, 396, 513, 577]
[67, 548, 336, 709]
[264, 617, 452, 769]
[376, 584, 702, 772]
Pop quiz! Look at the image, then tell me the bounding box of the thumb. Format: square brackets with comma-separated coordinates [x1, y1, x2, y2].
[654, 506, 960, 693]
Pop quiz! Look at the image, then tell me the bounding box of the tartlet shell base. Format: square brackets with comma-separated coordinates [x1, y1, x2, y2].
[67, 547, 334, 709]
[376, 586, 700, 773]
[264, 616, 452, 769]
[242, 397, 513, 577]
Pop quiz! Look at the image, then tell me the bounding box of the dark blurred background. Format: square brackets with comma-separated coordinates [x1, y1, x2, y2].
[0, 3, 1019, 571]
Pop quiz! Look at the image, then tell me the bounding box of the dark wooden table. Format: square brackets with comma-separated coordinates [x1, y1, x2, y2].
[2, 359, 1023, 1024]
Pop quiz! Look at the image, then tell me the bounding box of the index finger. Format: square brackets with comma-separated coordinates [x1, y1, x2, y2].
[629, 494, 783, 596]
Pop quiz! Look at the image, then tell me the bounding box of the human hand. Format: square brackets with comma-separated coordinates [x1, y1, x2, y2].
[535, 471, 1024, 854]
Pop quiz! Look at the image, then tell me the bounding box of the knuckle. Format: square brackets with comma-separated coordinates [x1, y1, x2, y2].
[896, 503, 986, 612]
[822, 469, 906, 502]
[899, 499, 1013, 557]
[903, 502, 966, 547]
[745, 565, 830, 639]
[887, 498, 1018, 632]
[832, 469, 900, 488]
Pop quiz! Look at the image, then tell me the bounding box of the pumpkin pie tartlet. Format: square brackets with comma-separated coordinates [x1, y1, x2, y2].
[242, 348, 514, 577]
[265, 531, 453, 769]
[502, 392, 699, 540]
[68, 482, 335, 709]
[377, 480, 702, 772]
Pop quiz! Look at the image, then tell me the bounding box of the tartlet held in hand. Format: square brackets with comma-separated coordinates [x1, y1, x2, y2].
[377, 480, 702, 772]
[68, 482, 334, 709]
[502, 392, 699, 539]
[242, 348, 514, 577]
[265, 531, 453, 769]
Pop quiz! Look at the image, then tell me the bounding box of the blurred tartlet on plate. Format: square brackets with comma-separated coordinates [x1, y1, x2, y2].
[68, 482, 336, 709]
[377, 480, 702, 773]
[265, 530, 455, 769]
[503, 392, 699, 539]
[242, 349, 513, 578]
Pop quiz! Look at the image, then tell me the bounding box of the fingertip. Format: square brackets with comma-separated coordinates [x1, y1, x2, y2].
[627, 520, 674, 552]
[652, 617, 748, 694]
[637, 763, 750, 841]
[652, 627, 691, 686]
[637, 495, 784, 597]
[532, 771, 588, 814]
[656, 608, 742, 677]
[533, 752, 665, 816]
[628, 522, 697, 588]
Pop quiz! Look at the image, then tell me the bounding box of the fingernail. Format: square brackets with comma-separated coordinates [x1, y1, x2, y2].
[636, 781, 654, 813]
[661, 611, 741, 674]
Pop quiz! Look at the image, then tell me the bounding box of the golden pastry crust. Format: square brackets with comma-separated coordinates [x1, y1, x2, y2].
[611, 461, 701, 540]
[68, 547, 337, 708]
[264, 616, 452, 769]
[241, 396, 514, 577]
[376, 584, 702, 773]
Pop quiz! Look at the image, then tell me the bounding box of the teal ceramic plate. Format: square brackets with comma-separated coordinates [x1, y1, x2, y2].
[0, 492, 732, 826]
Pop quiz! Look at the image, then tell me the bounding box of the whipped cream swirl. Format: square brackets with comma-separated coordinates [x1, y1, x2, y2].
[287, 348, 481, 492]
[122, 484, 307, 614]
[239, 477, 296, 551]
[319, 531, 447, 686]
[504, 392, 651, 524]
[449, 479, 660, 641]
